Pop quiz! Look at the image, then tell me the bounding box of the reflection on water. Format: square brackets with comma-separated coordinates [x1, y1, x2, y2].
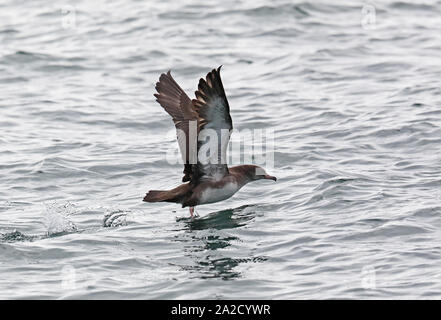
[172, 205, 267, 280]
[178, 205, 257, 230]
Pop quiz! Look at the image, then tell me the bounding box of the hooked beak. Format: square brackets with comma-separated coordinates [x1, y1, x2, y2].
[264, 175, 277, 181]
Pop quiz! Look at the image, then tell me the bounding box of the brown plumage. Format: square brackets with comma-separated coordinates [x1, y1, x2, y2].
[144, 183, 192, 203]
[154, 71, 199, 182]
[144, 66, 276, 217]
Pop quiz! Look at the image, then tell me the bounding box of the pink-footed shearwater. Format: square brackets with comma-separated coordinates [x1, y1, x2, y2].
[143, 66, 276, 217]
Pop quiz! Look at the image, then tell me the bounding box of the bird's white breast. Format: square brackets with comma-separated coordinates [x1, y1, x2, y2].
[199, 182, 240, 205]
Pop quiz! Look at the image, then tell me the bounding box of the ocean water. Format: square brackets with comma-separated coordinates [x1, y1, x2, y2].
[1, 0, 441, 299]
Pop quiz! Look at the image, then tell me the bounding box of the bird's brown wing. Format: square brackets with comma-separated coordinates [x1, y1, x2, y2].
[154, 71, 199, 182]
[191, 66, 233, 182]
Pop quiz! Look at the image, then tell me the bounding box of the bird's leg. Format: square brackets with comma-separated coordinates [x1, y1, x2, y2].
[189, 206, 194, 218]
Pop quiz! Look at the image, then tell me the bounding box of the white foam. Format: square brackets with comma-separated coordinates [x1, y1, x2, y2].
[43, 202, 78, 236]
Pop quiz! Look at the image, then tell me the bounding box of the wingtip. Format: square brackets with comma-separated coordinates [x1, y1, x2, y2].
[154, 81, 161, 94]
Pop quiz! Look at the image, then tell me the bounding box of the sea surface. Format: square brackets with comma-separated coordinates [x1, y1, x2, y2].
[1, 0, 441, 299]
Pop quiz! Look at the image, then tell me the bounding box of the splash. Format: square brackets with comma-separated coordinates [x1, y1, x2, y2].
[0, 230, 36, 242]
[43, 202, 78, 236]
[103, 209, 127, 228]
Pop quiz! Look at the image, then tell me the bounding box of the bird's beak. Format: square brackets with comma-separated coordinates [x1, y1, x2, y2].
[264, 175, 277, 181]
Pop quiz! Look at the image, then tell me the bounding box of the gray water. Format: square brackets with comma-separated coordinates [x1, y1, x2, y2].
[1, 0, 441, 299]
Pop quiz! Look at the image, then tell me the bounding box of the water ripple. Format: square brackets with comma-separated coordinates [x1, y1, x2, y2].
[1, 0, 441, 299]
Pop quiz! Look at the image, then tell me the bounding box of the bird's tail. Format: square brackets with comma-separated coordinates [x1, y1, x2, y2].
[143, 184, 191, 203]
[143, 190, 172, 202]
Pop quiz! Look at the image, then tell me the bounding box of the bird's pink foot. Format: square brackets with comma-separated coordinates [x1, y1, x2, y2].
[189, 206, 194, 218]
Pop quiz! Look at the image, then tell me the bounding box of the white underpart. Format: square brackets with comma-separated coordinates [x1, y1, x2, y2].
[199, 182, 240, 205]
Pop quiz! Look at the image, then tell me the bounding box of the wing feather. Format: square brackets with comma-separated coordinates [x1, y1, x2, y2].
[191, 66, 233, 181]
[153, 67, 233, 183]
[154, 71, 199, 182]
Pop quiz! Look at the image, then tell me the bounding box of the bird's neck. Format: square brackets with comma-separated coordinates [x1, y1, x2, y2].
[229, 166, 255, 187]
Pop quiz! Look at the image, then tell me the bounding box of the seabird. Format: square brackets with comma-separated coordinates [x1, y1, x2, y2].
[143, 66, 276, 217]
